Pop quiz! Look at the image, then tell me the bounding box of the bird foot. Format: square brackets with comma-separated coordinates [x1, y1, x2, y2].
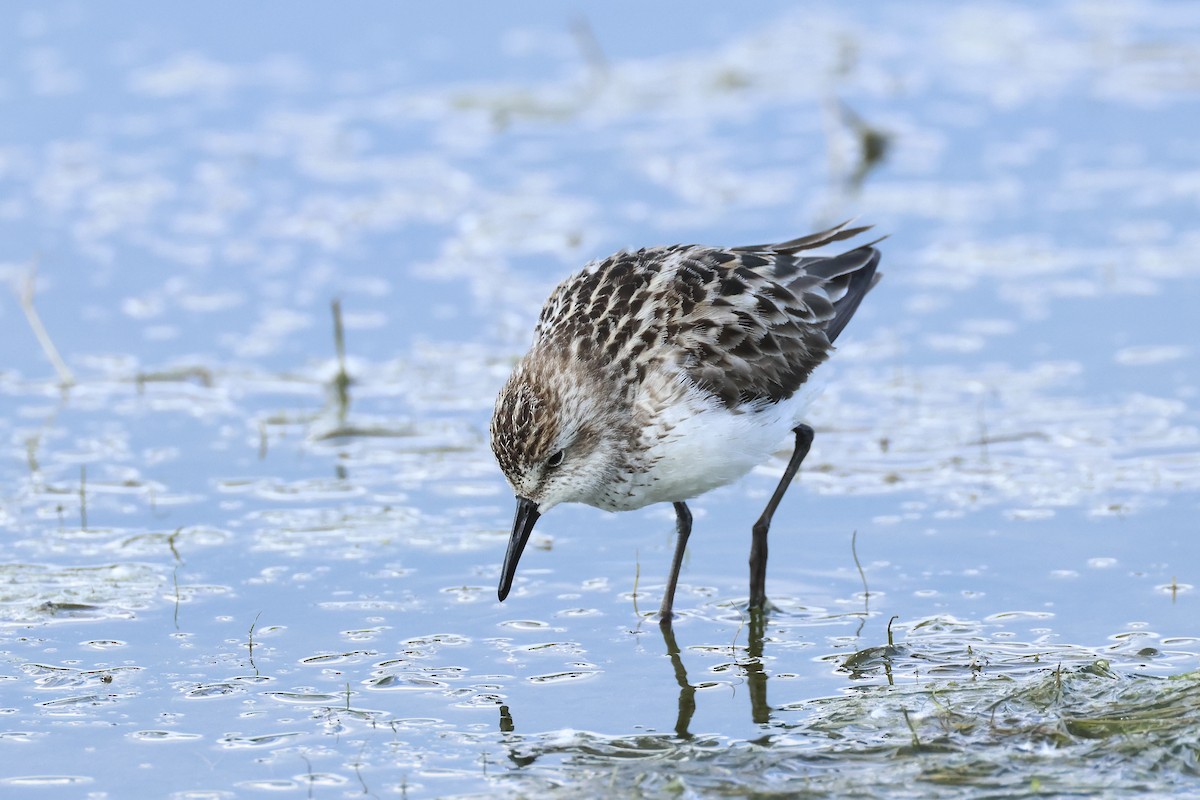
[745, 597, 783, 616]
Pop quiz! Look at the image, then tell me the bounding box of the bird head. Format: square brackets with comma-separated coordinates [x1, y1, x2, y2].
[489, 350, 625, 600]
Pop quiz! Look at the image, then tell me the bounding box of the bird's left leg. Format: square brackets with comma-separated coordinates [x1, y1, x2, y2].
[659, 501, 692, 626]
[749, 424, 814, 609]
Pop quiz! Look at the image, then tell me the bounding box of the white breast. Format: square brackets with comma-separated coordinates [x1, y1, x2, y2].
[604, 380, 817, 511]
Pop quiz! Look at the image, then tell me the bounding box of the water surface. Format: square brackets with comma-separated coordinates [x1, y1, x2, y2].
[1, 2, 1198, 797]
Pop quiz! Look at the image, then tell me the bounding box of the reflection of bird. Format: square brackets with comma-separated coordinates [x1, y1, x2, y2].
[491, 221, 882, 623]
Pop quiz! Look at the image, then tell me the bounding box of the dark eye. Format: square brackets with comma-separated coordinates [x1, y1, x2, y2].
[546, 450, 564, 468]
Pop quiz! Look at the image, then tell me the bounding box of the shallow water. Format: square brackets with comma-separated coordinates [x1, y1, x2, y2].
[1, 2, 1199, 797]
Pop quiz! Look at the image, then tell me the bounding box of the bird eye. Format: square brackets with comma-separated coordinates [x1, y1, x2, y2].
[546, 450, 565, 468]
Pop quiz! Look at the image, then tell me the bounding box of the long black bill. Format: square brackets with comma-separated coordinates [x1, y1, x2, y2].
[498, 496, 540, 601]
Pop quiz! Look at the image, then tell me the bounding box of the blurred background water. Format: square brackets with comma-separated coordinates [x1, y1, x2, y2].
[1, 2, 1199, 797]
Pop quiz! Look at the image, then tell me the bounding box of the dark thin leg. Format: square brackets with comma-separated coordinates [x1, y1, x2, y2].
[749, 424, 814, 609]
[659, 501, 692, 625]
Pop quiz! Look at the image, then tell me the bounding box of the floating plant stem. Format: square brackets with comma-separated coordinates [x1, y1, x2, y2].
[167, 527, 183, 562]
[173, 565, 181, 629]
[852, 530, 869, 601]
[839, 100, 891, 192]
[299, 752, 315, 799]
[248, 611, 263, 676]
[16, 260, 75, 388]
[258, 420, 269, 460]
[331, 298, 351, 422]
[631, 549, 641, 618]
[352, 742, 371, 795]
[79, 465, 87, 530]
[569, 14, 609, 79]
[901, 707, 922, 748]
[852, 529, 870, 637]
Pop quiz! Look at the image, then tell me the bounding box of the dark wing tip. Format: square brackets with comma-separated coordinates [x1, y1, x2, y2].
[822, 245, 882, 343]
[733, 220, 875, 255]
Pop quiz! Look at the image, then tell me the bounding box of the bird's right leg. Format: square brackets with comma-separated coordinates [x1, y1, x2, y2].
[749, 424, 814, 609]
[659, 501, 692, 626]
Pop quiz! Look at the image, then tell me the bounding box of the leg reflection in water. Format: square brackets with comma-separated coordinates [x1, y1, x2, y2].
[745, 609, 770, 725]
[495, 619, 774, 748]
[658, 611, 772, 738]
[659, 623, 697, 738]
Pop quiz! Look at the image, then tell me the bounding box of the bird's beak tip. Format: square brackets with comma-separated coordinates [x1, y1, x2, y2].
[498, 496, 540, 603]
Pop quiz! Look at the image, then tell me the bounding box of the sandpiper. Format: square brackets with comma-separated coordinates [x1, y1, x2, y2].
[490, 221, 881, 623]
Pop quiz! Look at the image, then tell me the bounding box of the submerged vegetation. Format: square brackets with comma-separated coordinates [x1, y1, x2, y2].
[498, 666, 1200, 798]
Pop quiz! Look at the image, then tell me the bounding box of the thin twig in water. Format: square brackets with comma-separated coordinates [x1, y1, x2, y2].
[631, 549, 641, 618]
[851, 530, 870, 637]
[901, 707, 921, 748]
[353, 741, 375, 797]
[300, 752, 315, 800]
[25, 437, 39, 474]
[24, 396, 67, 492]
[851, 530, 869, 601]
[248, 611, 263, 676]
[16, 261, 74, 387]
[167, 527, 183, 563]
[172, 565, 181, 630]
[731, 610, 746, 654]
[332, 298, 347, 366]
[977, 395, 990, 463]
[331, 298, 351, 422]
[570, 14, 609, 78]
[79, 465, 87, 530]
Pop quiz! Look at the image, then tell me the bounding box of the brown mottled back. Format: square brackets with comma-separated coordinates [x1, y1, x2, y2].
[532, 222, 881, 409]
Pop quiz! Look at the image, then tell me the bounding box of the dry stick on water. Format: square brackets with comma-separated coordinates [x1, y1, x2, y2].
[900, 707, 922, 749]
[17, 261, 75, 388]
[631, 549, 641, 618]
[882, 618, 899, 686]
[300, 752, 316, 800]
[25, 394, 69, 485]
[851, 529, 869, 636]
[977, 395, 990, 463]
[839, 100, 891, 193]
[26, 437, 39, 474]
[851, 530, 869, 600]
[352, 741, 373, 796]
[170, 524, 186, 629]
[167, 527, 183, 563]
[172, 565, 182, 630]
[79, 465, 87, 530]
[731, 608, 747, 654]
[247, 611, 263, 676]
[570, 14, 609, 77]
[331, 298, 351, 423]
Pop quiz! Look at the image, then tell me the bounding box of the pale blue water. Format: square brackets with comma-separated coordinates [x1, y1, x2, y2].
[1, 2, 1198, 797]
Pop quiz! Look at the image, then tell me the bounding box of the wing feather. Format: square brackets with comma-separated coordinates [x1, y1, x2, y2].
[535, 227, 882, 409]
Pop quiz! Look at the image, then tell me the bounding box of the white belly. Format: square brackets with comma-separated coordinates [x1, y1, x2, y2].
[606, 385, 816, 510]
